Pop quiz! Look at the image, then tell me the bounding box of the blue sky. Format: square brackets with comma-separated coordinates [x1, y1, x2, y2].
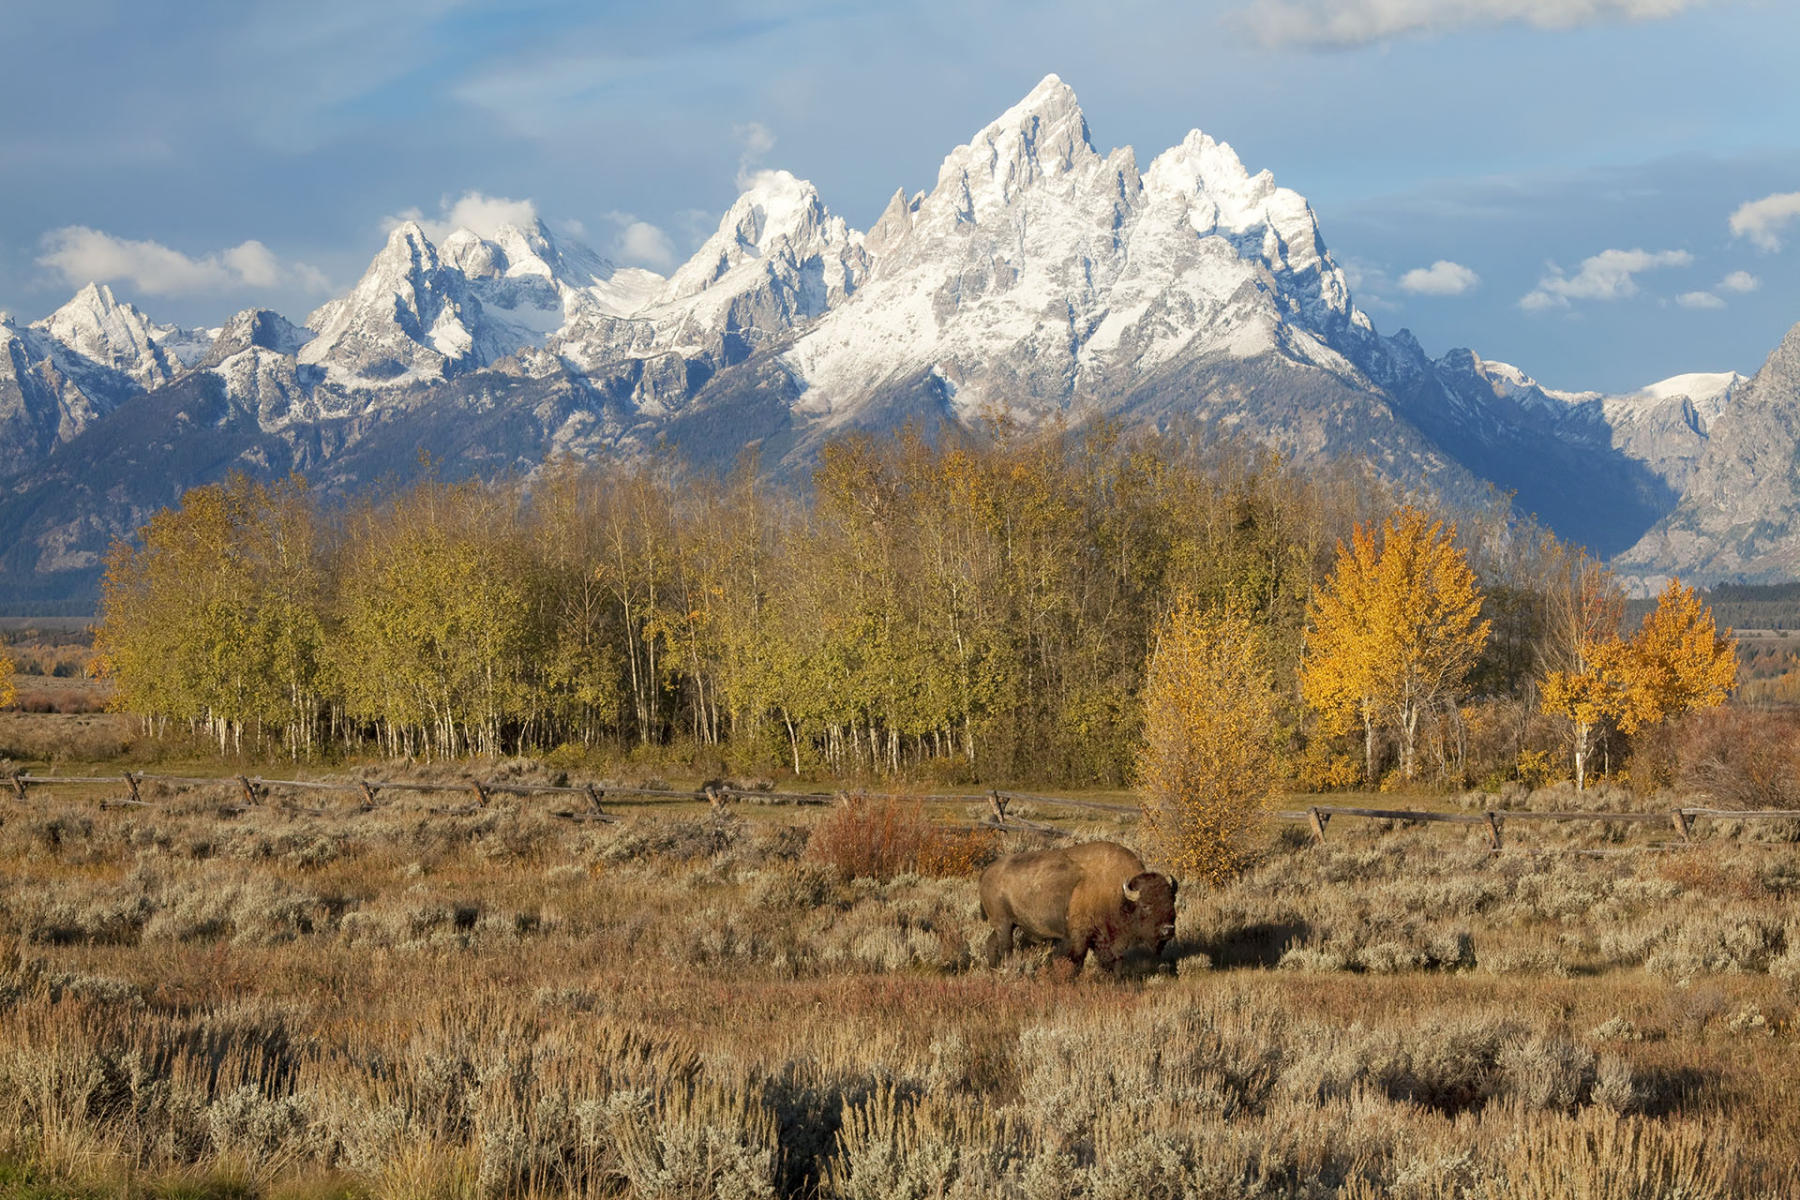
[3, 0, 1797, 393]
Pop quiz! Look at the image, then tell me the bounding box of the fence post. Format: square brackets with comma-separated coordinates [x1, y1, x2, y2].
[471, 780, 491, 808]
[584, 784, 606, 815]
[1484, 811, 1503, 851]
[1670, 809, 1691, 841]
[358, 781, 379, 808]
[988, 791, 1010, 825]
[10, 774, 26, 801]
[236, 775, 259, 806]
[123, 772, 141, 804]
[1308, 807, 1330, 843]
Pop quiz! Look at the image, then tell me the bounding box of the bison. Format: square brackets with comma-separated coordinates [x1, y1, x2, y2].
[978, 840, 1177, 976]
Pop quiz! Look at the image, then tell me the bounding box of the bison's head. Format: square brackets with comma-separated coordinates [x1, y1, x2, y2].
[1121, 871, 1178, 956]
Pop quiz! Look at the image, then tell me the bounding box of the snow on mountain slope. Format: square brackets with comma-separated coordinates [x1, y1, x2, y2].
[1622, 371, 1744, 426]
[0, 285, 217, 465]
[38, 283, 183, 390]
[782, 74, 1377, 429]
[645, 169, 868, 356]
[1614, 324, 1800, 584]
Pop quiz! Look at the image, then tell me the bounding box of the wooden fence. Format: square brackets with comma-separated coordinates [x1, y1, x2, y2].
[5, 770, 1799, 848]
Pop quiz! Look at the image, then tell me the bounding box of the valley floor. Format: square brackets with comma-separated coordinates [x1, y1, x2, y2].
[0, 766, 1796, 1198]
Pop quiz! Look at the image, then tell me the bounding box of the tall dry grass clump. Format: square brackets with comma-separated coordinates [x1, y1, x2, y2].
[1136, 601, 1280, 885]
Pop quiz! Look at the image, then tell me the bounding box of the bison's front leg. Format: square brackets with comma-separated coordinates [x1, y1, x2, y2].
[1052, 935, 1090, 980]
[985, 922, 1014, 968]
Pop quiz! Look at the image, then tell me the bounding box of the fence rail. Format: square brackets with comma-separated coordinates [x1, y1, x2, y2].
[5, 770, 1798, 849]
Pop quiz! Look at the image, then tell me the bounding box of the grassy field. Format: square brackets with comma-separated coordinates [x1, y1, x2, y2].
[0, 753, 1797, 1200]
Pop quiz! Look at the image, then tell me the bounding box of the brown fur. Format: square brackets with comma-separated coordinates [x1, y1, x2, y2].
[979, 840, 1178, 975]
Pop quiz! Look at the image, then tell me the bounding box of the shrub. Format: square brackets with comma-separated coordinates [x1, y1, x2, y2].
[1136, 601, 1279, 886]
[1675, 708, 1800, 809]
[806, 795, 931, 882]
[914, 828, 999, 878]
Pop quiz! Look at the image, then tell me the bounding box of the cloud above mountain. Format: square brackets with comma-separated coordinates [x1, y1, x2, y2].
[1520, 247, 1692, 311]
[1674, 269, 1762, 310]
[1242, 0, 1716, 47]
[1730, 191, 1800, 251]
[608, 214, 678, 270]
[1399, 260, 1480, 295]
[384, 192, 542, 243]
[37, 227, 329, 298]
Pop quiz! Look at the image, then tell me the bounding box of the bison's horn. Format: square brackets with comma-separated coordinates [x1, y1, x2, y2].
[1123, 879, 1141, 903]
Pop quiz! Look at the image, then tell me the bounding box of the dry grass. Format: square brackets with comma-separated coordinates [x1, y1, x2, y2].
[0, 776, 1796, 1198]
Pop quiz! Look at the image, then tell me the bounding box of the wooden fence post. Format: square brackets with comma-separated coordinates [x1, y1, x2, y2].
[1484, 811, 1503, 851]
[358, 781, 379, 808]
[123, 772, 141, 804]
[1671, 810, 1691, 841]
[236, 775, 259, 806]
[988, 791, 1010, 825]
[1308, 807, 1330, 843]
[584, 784, 606, 815]
[470, 780, 491, 808]
[10, 774, 26, 801]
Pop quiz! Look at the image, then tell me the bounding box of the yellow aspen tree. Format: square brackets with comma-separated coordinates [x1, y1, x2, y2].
[1538, 551, 1629, 790]
[0, 645, 15, 711]
[1617, 577, 1736, 732]
[1300, 507, 1490, 783]
[1137, 600, 1279, 886]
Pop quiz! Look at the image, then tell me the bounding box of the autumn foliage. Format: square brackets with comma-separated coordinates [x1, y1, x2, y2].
[1299, 508, 1490, 783]
[1540, 573, 1737, 788]
[1136, 601, 1279, 886]
[804, 794, 998, 880]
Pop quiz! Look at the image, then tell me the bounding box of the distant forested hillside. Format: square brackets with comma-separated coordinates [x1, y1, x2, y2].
[1628, 582, 1800, 631]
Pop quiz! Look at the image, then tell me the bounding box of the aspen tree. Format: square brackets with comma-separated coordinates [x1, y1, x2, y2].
[1300, 507, 1490, 783]
[1617, 577, 1736, 732]
[1538, 551, 1629, 789]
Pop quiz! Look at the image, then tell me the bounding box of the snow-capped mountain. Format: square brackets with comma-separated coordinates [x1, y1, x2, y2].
[1613, 324, 1800, 584]
[0, 74, 1780, 607]
[0, 283, 217, 465]
[784, 76, 1379, 431]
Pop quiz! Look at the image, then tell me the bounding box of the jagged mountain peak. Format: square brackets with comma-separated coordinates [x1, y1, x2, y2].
[203, 308, 313, 362]
[929, 74, 1100, 225]
[1145, 130, 1270, 210]
[34, 280, 181, 390]
[660, 170, 852, 303]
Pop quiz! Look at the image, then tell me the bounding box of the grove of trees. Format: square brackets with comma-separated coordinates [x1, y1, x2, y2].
[92, 422, 1737, 791]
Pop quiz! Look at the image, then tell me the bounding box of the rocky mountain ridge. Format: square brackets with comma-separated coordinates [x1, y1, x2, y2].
[0, 74, 1788, 607]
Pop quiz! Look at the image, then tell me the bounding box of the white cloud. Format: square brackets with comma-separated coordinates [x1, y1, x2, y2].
[1729, 191, 1800, 252]
[1398, 259, 1480, 296]
[38, 226, 329, 297]
[734, 121, 777, 189]
[1242, 0, 1713, 47]
[597, 211, 680, 272]
[384, 191, 540, 242]
[1677, 290, 1724, 310]
[617, 221, 677, 271]
[1718, 269, 1760, 293]
[1519, 247, 1692, 310]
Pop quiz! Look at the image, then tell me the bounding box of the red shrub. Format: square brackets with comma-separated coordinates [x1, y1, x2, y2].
[805, 794, 932, 881]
